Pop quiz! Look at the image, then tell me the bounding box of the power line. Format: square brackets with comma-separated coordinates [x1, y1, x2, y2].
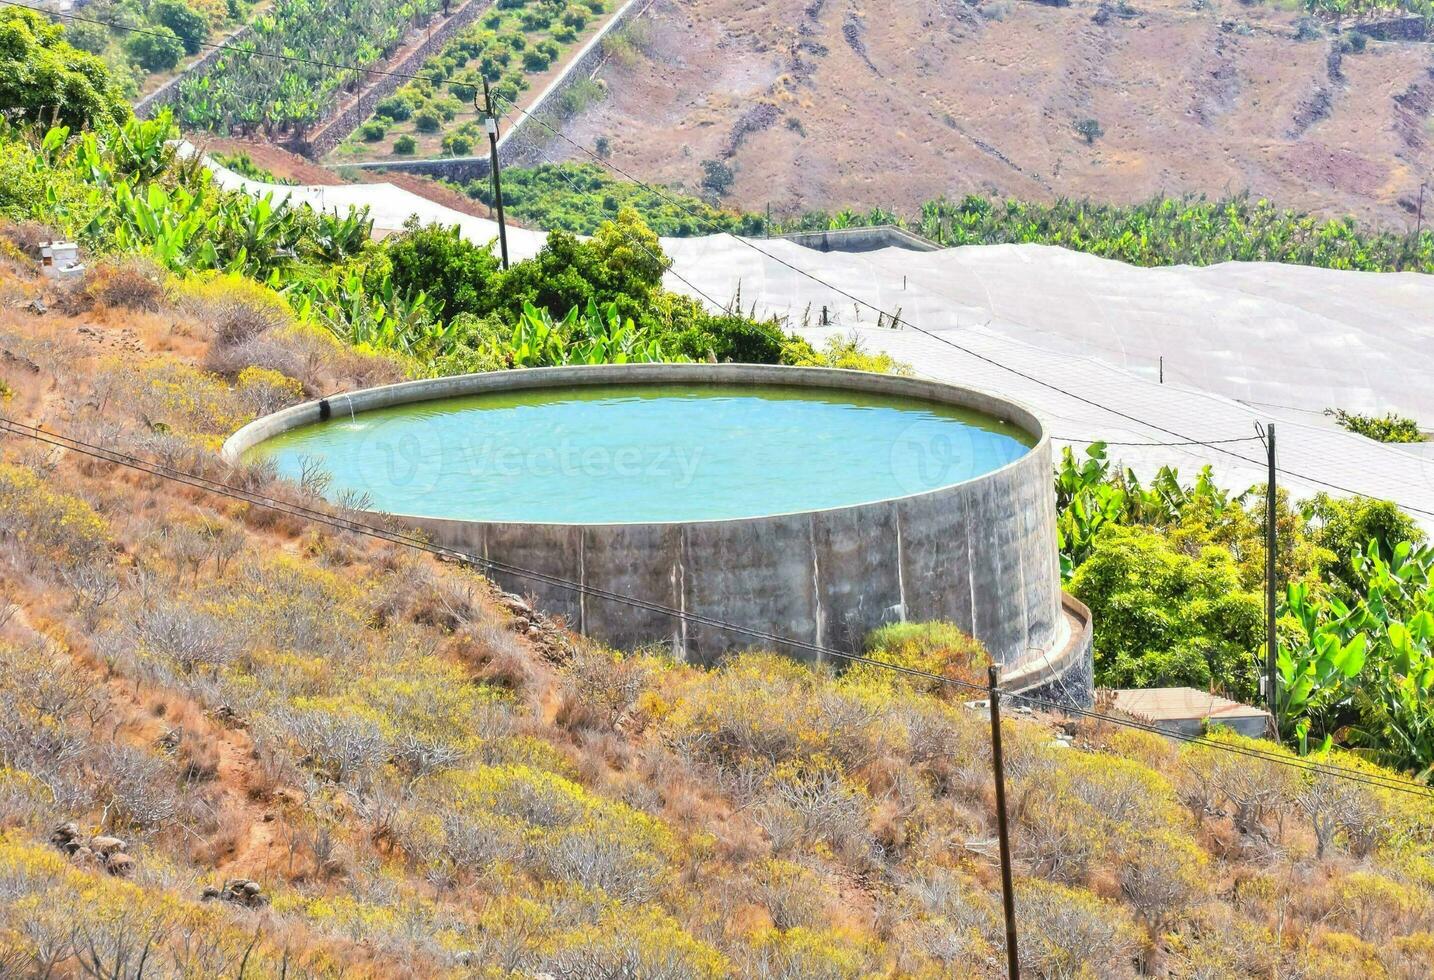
[12, 4, 1434, 513]
[478, 97, 1434, 517]
[5, 414, 1433, 800]
[12, 0, 1434, 787]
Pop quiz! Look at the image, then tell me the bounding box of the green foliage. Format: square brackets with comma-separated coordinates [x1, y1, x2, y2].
[392, 134, 416, 154]
[381, 218, 502, 322]
[214, 151, 293, 184]
[1055, 442, 1434, 775]
[153, 0, 210, 56]
[459, 162, 764, 236]
[671, 311, 786, 364]
[177, 0, 445, 137]
[481, 300, 676, 367]
[1280, 542, 1434, 775]
[700, 158, 735, 197]
[338, 0, 607, 161]
[126, 26, 186, 73]
[1327, 407, 1425, 443]
[0, 8, 131, 130]
[375, 94, 413, 122]
[441, 131, 472, 155]
[358, 120, 386, 142]
[1074, 117, 1104, 144]
[1070, 524, 1264, 697]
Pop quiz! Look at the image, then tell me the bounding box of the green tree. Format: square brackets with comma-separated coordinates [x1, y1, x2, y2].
[126, 25, 186, 73]
[1075, 118, 1104, 144]
[382, 218, 502, 321]
[701, 159, 734, 197]
[1069, 524, 1264, 698]
[0, 8, 130, 129]
[153, 0, 210, 56]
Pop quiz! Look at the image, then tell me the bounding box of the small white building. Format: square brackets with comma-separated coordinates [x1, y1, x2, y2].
[37, 241, 83, 278]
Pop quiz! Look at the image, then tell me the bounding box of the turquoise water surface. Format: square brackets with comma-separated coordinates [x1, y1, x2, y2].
[245, 383, 1034, 524]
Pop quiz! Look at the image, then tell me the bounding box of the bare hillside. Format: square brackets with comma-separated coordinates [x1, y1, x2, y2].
[550, 0, 1434, 224]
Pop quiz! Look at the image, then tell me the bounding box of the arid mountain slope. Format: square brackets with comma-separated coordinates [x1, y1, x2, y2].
[551, 0, 1434, 224]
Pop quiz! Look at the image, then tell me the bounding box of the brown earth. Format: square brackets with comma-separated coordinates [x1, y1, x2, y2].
[192, 137, 497, 219]
[549, 0, 1434, 226]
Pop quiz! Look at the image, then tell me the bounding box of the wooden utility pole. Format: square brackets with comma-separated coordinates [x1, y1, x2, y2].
[480, 77, 510, 270]
[1265, 423, 1279, 735]
[987, 664, 1020, 980]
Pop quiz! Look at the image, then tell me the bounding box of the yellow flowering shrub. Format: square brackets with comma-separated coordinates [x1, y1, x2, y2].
[745, 925, 879, 979]
[235, 364, 305, 416]
[100, 356, 248, 437]
[848, 620, 989, 695]
[0, 462, 111, 567]
[424, 763, 680, 903]
[0, 833, 349, 977]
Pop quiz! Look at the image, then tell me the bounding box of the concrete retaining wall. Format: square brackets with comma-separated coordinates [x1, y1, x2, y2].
[777, 226, 942, 254]
[223, 364, 1074, 687]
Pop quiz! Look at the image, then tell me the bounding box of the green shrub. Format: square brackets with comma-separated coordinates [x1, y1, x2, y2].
[375, 94, 414, 121]
[448, 75, 479, 103]
[0, 8, 131, 129]
[521, 46, 552, 71]
[1068, 524, 1263, 698]
[392, 134, 417, 154]
[700, 159, 734, 197]
[1326, 408, 1424, 443]
[1075, 118, 1104, 144]
[673, 312, 785, 364]
[65, 19, 112, 55]
[126, 25, 186, 72]
[413, 108, 442, 133]
[358, 120, 386, 142]
[153, 0, 209, 56]
[442, 133, 474, 156]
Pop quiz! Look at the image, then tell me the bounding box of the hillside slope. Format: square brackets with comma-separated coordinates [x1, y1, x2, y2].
[3, 256, 1434, 975]
[549, 0, 1434, 224]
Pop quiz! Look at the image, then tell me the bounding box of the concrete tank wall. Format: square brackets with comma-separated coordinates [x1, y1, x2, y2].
[223, 364, 1066, 673]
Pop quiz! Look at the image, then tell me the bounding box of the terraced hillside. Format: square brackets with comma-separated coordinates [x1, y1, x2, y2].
[546, 0, 1434, 225]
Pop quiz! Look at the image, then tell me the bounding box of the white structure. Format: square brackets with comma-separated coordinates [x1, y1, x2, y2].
[37, 241, 83, 278]
[196, 149, 1434, 529]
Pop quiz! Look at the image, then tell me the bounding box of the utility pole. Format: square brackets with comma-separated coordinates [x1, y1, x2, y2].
[480, 78, 510, 270]
[987, 664, 1020, 980]
[1265, 423, 1279, 736]
[1417, 182, 1427, 239]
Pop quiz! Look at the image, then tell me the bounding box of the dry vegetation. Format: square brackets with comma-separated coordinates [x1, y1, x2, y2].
[555, 0, 1434, 226]
[2, 245, 1434, 976]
